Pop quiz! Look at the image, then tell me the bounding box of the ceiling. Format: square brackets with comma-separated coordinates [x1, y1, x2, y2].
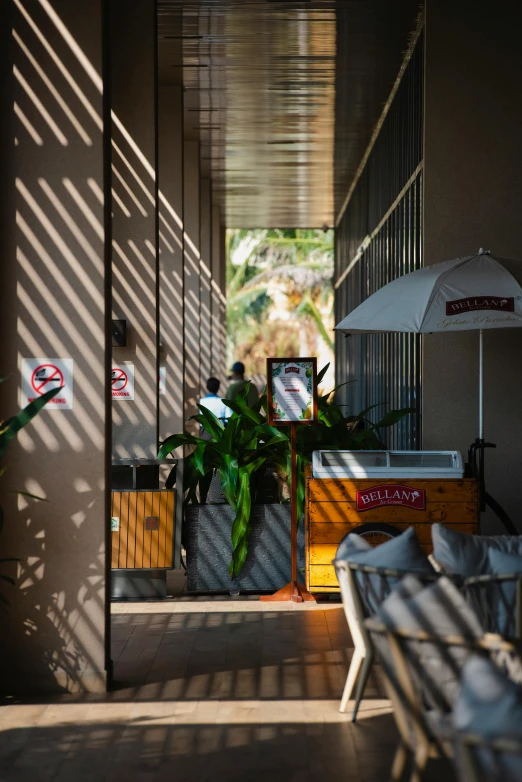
[157, 1, 421, 228]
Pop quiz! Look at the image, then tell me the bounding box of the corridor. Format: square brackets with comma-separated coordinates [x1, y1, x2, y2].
[0, 587, 452, 781]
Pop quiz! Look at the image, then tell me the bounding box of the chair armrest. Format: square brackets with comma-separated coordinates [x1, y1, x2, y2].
[428, 554, 444, 573]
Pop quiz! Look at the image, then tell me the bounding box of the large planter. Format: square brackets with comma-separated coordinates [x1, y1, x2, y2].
[185, 504, 305, 593]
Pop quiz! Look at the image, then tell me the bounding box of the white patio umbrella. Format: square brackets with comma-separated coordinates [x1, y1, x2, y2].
[335, 248, 522, 442]
[335, 248, 522, 531]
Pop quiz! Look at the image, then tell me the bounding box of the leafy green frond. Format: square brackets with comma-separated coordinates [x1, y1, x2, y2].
[295, 295, 334, 351]
[227, 284, 269, 312]
[0, 385, 63, 461]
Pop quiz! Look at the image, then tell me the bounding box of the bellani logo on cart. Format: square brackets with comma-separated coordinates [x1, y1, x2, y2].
[356, 485, 426, 511]
[445, 296, 514, 316]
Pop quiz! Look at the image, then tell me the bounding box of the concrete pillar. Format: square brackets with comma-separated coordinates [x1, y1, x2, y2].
[183, 138, 201, 426]
[0, 0, 107, 691]
[200, 177, 212, 388]
[211, 203, 227, 384]
[158, 84, 184, 442]
[110, 0, 158, 458]
[423, 0, 522, 531]
[157, 24, 185, 568]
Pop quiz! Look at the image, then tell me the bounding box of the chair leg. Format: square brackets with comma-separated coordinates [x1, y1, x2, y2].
[351, 647, 374, 722]
[390, 742, 409, 781]
[409, 744, 429, 782]
[339, 646, 364, 713]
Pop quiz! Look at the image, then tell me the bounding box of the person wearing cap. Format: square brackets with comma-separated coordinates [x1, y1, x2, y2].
[225, 361, 259, 407]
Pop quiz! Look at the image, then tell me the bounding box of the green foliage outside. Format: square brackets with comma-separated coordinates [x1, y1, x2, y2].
[226, 229, 335, 381]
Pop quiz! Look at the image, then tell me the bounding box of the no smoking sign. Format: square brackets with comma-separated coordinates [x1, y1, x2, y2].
[112, 362, 134, 400]
[21, 358, 74, 410]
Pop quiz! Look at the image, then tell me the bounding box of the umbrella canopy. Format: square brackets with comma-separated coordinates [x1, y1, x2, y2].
[335, 249, 522, 335]
[335, 247, 522, 450]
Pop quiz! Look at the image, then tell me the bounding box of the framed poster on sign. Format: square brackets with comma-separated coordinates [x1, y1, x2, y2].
[263, 356, 317, 603]
[266, 357, 318, 426]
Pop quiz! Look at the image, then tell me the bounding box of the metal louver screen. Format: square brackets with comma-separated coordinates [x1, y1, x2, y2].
[334, 31, 424, 450]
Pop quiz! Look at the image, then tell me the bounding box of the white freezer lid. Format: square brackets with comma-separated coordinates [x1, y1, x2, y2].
[318, 451, 388, 468]
[388, 451, 462, 469]
[313, 450, 463, 474]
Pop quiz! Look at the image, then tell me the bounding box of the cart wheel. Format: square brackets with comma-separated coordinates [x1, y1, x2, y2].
[352, 523, 402, 547]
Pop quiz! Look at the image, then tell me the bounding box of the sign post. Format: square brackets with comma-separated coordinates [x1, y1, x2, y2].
[261, 358, 317, 603]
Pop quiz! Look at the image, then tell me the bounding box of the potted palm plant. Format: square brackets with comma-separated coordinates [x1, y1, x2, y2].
[159, 387, 297, 591]
[159, 364, 413, 594]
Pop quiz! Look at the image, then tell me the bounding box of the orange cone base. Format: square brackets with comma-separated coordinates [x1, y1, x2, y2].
[260, 580, 316, 603]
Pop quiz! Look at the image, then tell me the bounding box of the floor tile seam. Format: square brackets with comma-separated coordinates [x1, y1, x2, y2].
[118, 619, 172, 681]
[111, 625, 137, 664]
[323, 610, 350, 652]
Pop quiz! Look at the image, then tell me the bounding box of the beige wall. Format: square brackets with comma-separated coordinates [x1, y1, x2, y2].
[200, 178, 213, 389]
[211, 205, 227, 384]
[110, 0, 158, 458]
[183, 138, 202, 426]
[158, 84, 184, 442]
[423, 0, 522, 532]
[0, 0, 107, 692]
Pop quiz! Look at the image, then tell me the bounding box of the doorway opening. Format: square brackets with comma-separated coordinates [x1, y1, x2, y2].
[226, 229, 335, 392]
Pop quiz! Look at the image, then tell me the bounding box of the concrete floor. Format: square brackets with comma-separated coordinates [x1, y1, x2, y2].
[0, 573, 454, 781]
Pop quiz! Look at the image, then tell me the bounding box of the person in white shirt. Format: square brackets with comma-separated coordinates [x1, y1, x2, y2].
[199, 377, 228, 423]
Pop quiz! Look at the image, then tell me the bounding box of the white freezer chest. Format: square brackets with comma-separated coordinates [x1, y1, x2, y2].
[311, 450, 464, 480]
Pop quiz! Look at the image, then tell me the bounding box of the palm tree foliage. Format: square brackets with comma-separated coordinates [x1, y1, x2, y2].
[226, 229, 334, 376]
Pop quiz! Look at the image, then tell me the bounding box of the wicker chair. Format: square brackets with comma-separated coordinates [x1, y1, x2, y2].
[451, 732, 522, 782]
[333, 559, 438, 721]
[365, 619, 522, 782]
[464, 572, 522, 640]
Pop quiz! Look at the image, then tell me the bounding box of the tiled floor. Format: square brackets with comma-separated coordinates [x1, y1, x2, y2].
[0, 573, 454, 781]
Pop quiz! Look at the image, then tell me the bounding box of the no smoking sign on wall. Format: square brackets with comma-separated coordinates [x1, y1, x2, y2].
[21, 358, 74, 410]
[111, 362, 135, 401]
[21, 359, 137, 408]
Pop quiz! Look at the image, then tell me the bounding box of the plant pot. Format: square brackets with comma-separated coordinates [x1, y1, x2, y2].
[185, 503, 305, 593]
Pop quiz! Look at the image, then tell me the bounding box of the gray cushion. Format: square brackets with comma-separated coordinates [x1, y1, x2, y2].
[335, 531, 371, 561]
[487, 548, 522, 576]
[333, 528, 434, 616]
[454, 655, 522, 781]
[342, 526, 434, 574]
[368, 575, 427, 686]
[377, 576, 484, 709]
[432, 524, 522, 577]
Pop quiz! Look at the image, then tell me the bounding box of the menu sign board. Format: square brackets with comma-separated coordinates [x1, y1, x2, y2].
[267, 358, 317, 426]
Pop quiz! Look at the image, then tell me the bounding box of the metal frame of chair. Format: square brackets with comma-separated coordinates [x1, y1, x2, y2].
[451, 731, 522, 782]
[333, 559, 438, 721]
[464, 572, 522, 640]
[365, 619, 522, 782]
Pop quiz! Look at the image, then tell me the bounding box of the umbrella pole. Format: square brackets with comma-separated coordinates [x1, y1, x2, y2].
[477, 329, 486, 512]
[472, 330, 517, 532]
[479, 329, 484, 440]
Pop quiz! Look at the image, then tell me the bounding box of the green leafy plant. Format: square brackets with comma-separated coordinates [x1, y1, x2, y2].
[0, 381, 62, 606]
[159, 386, 289, 578]
[159, 364, 414, 578]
